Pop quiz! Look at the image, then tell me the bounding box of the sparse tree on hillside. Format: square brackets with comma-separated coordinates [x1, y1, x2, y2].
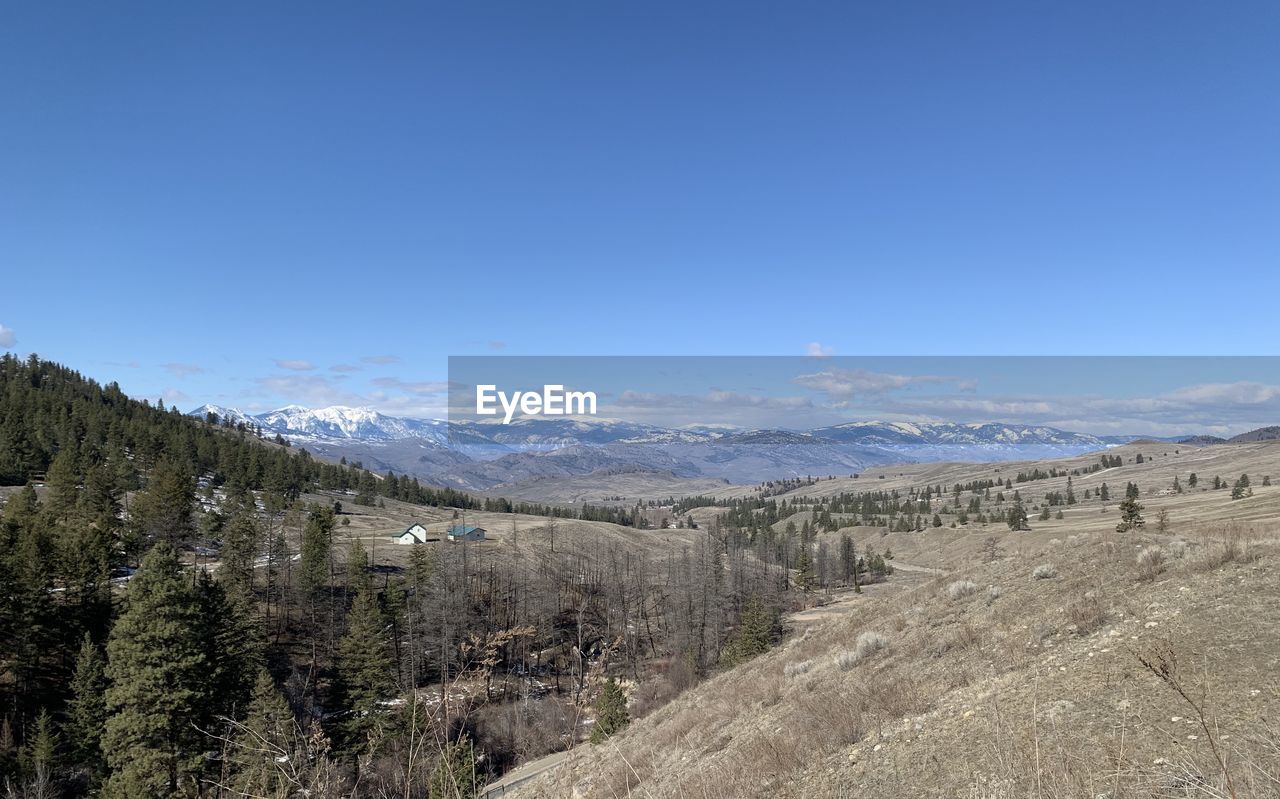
[720, 596, 776, 668]
[1116, 496, 1145, 533]
[590, 678, 630, 744]
[1007, 499, 1030, 532]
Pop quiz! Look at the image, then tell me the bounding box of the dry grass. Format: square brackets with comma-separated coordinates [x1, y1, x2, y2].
[833, 631, 891, 671]
[1065, 594, 1108, 635]
[1031, 563, 1058, 579]
[519, 452, 1280, 799]
[1136, 546, 1167, 581]
[946, 579, 979, 600]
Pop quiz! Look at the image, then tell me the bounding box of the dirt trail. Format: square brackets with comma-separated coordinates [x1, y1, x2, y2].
[480, 750, 572, 797]
[787, 561, 944, 624]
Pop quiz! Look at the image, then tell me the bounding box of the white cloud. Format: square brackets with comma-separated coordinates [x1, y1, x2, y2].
[273, 359, 315, 371]
[0, 323, 15, 348]
[805, 342, 834, 357]
[794, 368, 977, 399]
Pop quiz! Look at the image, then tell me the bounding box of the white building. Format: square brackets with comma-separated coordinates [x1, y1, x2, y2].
[394, 522, 430, 545]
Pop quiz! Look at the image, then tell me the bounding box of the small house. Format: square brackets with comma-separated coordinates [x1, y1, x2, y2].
[446, 524, 485, 542]
[394, 522, 430, 545]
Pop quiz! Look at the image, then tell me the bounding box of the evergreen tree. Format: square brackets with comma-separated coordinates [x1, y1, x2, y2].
[720, 596, 776, 667]
[335, 564, 394, 750]
[226, 669, 299, 798]
[1116, 496, 1145, 533]
[102, 544, 207, 798]
[7, 503, 57, 713]
[195, 570, 263, 723]
[219, 505, 260, 600]
[298, 506, 335, 600]
[66, 634, 107, 769]
[132, 457, 197, 549]
[792, 544, 816, 592]
[1007, 499, 1030, 531]
[589, 678, 630, 743]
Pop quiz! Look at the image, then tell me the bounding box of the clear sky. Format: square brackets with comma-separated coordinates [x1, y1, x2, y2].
[2, 2, 1278, 419]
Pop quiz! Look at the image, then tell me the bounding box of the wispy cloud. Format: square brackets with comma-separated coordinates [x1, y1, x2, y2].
[253, 374, 365, 407]
[0, 323, 15, 348]
[862, 380, 1280, 436]
[330, 363, 362, 373]
[247, 373, 451, 418]
[488, 340, 507, 351]
[163, 362, 205, 379]
[361, 354, 400, 365]
[273, 359, 315, 371]
[370, 376, 450, 395]
[793, 368, 977, 399]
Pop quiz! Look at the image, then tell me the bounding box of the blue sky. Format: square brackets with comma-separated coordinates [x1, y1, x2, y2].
[2, 2, 1279, 422]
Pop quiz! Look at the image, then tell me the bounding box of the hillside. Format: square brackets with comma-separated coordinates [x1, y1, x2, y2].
[520, 443, 1280, 798]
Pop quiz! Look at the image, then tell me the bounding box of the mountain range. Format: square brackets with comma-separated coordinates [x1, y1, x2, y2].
[187, 404, 1228, 492]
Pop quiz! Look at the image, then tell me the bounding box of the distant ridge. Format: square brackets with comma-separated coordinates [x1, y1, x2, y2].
[1228, 425, 1280, 443]
[1178, 434, 1228, 446]
[187, 403, 1186, 489]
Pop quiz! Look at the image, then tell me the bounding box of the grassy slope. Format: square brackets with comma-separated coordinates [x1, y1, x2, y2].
[523, 442, 1280, 799]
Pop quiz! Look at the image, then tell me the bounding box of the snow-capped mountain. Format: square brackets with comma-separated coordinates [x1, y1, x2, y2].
[811, 421, 1108, 458]
[190, 404, 449, 443]
[190, 404, 257, 427]
[256, 405, 449, 443]
[188, 403, 1156, 490]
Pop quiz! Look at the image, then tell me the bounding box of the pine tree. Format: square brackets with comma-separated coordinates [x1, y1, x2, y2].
[792, 544, 816, 592]
[8, 510, 57, 713]
[196, 570, 263, 723]
[129, 457, 196, 549]
[720, 596, 775, 667]
[1007, 499, 1030, 532]
[19, 708, 58, 792]
[1116, 496, 1145, 533]
[102, 544, 207, 797]
[590, 678, 630, 743]
[335, 570, 394, 750]
[219, 505, 260, 600]
[298, 506, 334, 600]
[226, 669, 299, 798]
[66, 634, 107, 769]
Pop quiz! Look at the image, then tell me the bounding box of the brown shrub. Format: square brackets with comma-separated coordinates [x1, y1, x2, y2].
[1066, 594, 1107, 635]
